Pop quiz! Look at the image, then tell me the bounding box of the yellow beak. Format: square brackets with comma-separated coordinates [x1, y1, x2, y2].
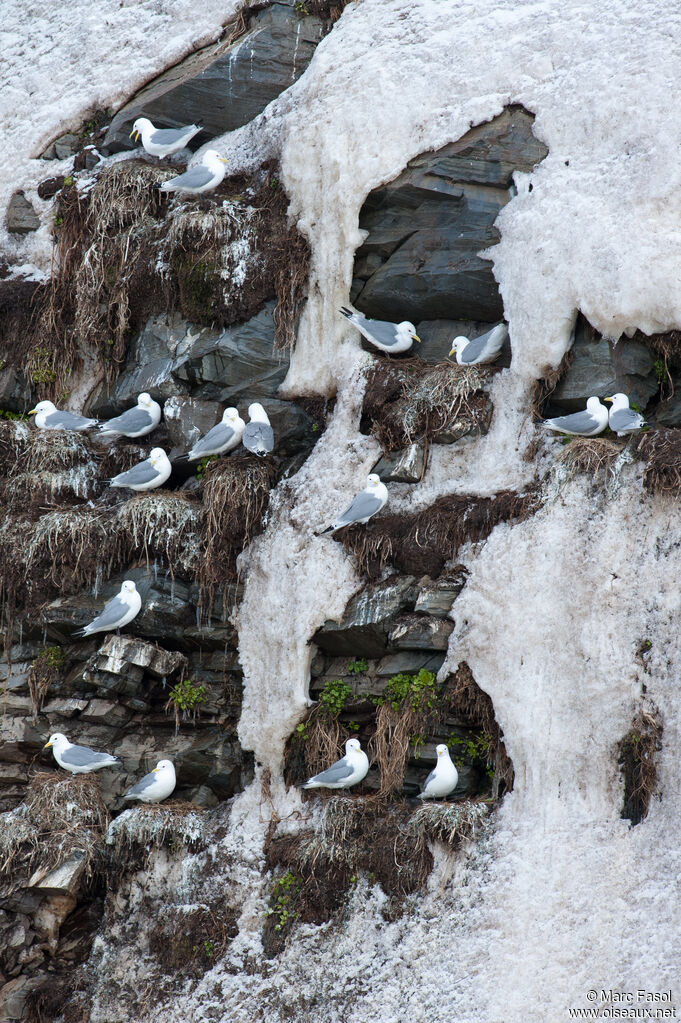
[448, 348, 455, 357]
[152, 767, 159, 773]
[43, 740, 53, 748]
[603, 396, 614, 404]
[129, 129, 139, 141]
[219, 157, 229, 164]
[28, 409, 37, 415]
[412, 335, 421, 343]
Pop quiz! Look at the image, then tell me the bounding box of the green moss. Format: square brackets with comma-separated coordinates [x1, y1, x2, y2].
[449, 732, 494, 780]
[172, 251, 220, 321]
[35, 646, 65, 670]
[382, 668, 437, 712]
[654, 357, 666, 384]
[195, 454, 218, 480]
[0, 409, 29, 421]
[318, 679, 353, 717]
[29, 347, 58, 384]
[267, 871, 301, 933]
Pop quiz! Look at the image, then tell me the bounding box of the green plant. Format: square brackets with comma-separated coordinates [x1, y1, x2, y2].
[36, 646, 65, 670]
[294, 721, 309, 741]
[0, 409, 29, 421]
[267, 871, 301, 932]
[450, 732, 494, 780]
[409, 732, 426, 756]
[294, 0, 310, 12]
[654, 357, 666, 385]
[383, 669, 437, 712]
[347, 658, 368, 675]
[53, 215, 63, 227]
[318, 678, 353, 717]
[63, 176, 74, 187]
[347, 720, 360, 732]
[168, 678, 206, 714]
[195, 454, 218, 480]
[29, 347, 57, 384]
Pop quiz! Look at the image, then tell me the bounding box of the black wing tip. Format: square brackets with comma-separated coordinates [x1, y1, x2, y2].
[339, 306, 353, 318]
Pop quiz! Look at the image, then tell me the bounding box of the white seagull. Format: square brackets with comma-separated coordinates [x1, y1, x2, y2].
[74, 580, 142, 638]
[129, 117, 201, 159]
[44, 732, 120, 774]
[604, 393, 646, 436]
[28, 400, 97, 431]
[449, 323, 509, 365]
[159, 149, 228, 195]
[339, 307, 421, 354]
[302, 738, 369, 790]
[540, 396, 609, 437]
[418, 744, 459, 799]
[123, 759, 176, 803]
[96, 393, 161, 439]
[322, 474, 388, 534]
[108, 448, 172, 492]
[187, 407, 245, 461]
[242, 403, 274, 457]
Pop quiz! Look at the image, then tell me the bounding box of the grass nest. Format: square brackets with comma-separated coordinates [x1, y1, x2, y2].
[634, 428, 681, 494]
[339, 488, 540, 578]
[0, 773, 109, 898]
[530, 347, 574, 419]
[631, 327, 681, 397]
[445, 662, 514, 798]
[618, 709, 662, 825]
[361, 359, 492, 452]
[556, 436, 623, 478]
[264, 795, 489, 952]
[105, 803, 205, 883]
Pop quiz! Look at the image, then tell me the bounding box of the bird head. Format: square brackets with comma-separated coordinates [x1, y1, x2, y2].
[248, 402, 268, 423]
[29, 400, 56, 416]
[224, 407, 240, 423]
[204, 149, 228, 166]
[154, 759, 174, 773]
[129, 117, 151, 142]
[436, 744, 449, 757]
[345, 738, 362, 754]
[149, 448, 166, 466]
[138, 393, 153, 408]
[603, 393, 628, 407]
[398, 321, 420, 343]
[121, 580, 137, 595]
[449, 336, 469, 357]
[366, 473, 381, 488]
[44, 732, 67, 749]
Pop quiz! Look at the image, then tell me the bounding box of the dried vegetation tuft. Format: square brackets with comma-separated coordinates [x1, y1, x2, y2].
[618, 709, 662, 825]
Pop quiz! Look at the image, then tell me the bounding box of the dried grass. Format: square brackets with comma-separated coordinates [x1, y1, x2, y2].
[362, 359, 492, 452]
[105, 803, 205, 882]
[556, 436, 623, 477]
[340, 488, 539, 578]
[618, 709, 662, 825]
[530, 347, 574, 418]
[113, 492, 201, 576]
[369, 702, 422, 800]
[0, 773, 109, 897]
[406, 800, 489, 847]
[446, 662, 514, 797]
[634, 428, 681, 494]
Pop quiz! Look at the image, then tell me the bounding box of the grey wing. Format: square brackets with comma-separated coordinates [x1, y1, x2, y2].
[101, 408, 152, 434]
[461, 324, 508, 363]
[420, 767, 438, 792]
[355, 314, 401, 348]
[165, 165, 215, 190]
[113, 459, 159, 486]
[309, 756, 355, 785]
[150, 126, 197, 145]
[545, 410, 598, 433]
[243, 422, 274, 453]
[191, 422, 235, 456]
[610, 409, 642, 431]
[44, 411, 95, 430]
[61, 744, 114, 768]
[89, 594, 129, 630]
[336, 491, 382, 526]
[125, 771, 157, 797]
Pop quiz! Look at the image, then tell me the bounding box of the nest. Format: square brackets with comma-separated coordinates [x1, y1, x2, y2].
[113, 491, 201, 577]
[361, 359, 492, 452]
[618, 710, 662, 825]
[105, 803, 205, 882]
[0, 773, 109, 898]
[446, 663, 514, 797]
[340, 489, 539, 578]
[634, 428, 681, 494]
[406, 800, 489, 847]
[556, 436, 623, 478]
[530, 347, 574, 419]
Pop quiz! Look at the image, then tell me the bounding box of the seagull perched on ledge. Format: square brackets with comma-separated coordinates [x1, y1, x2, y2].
[74, 580, 142, 637]
[44, 732, 120, 774]
[339, 307, 421, 354]
[449, 323, 508, 365]
[540, 396, 609, 437]
[129, 117, 201, 159]
[123, 759, 176, 803]
[159, 149, 228, 195]
[302, 738, 369, 790]
[321, 474, 388, 534]
[29, 400, 97, 431]
[188, 407, 245, 461]
[604, 393, 646, 436]
[242, 403, 274, 457]
[418, 744, 458, 800]
[108, 448, 172, 492]
[96, 393, 161, 439]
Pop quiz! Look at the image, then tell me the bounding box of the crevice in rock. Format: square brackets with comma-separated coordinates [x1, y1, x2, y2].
[617, 708, 662, 825]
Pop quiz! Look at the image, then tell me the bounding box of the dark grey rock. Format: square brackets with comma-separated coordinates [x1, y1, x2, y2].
[0, 366, 32, 414]
[163, 396, 223, 453]
[373, 443, 425, 483]
[655, 385, 681, 427]
[375, 652, 446, 676]
[414, 569, 468, 617]
[388, 614, 454, 651]
[6, 192, 40, 235]
[37, 177, 66, 201]
[551, 317, 657, 413]
[314, 576, 417, 657]
[40, 133, 81, 160]
[103, 3, 329, 154]
[353, 108, 548, 323]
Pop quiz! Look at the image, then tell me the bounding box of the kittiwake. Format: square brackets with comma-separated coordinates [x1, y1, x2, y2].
[44, 732, 120, 774]
[418, 744, 458, 799]
[123, 759, 176, 803]
[242, 403, 274, 457]
[339, 307, 421, 354]
[540, 396, 609, 436]
[108, 448, 172, 492]
[604, 393, 646, 436]
[302, 738, 369, 790]
[159, 149, 228, 195]
[129, 117, 201, 159]
[449, 323, 508, 365]
[188, 407, 245, 461]
[74, 580, 142, 637]
[29, 400, 97, 432]
[97, 393, 161, 439]
[322, 474, 388, 534]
